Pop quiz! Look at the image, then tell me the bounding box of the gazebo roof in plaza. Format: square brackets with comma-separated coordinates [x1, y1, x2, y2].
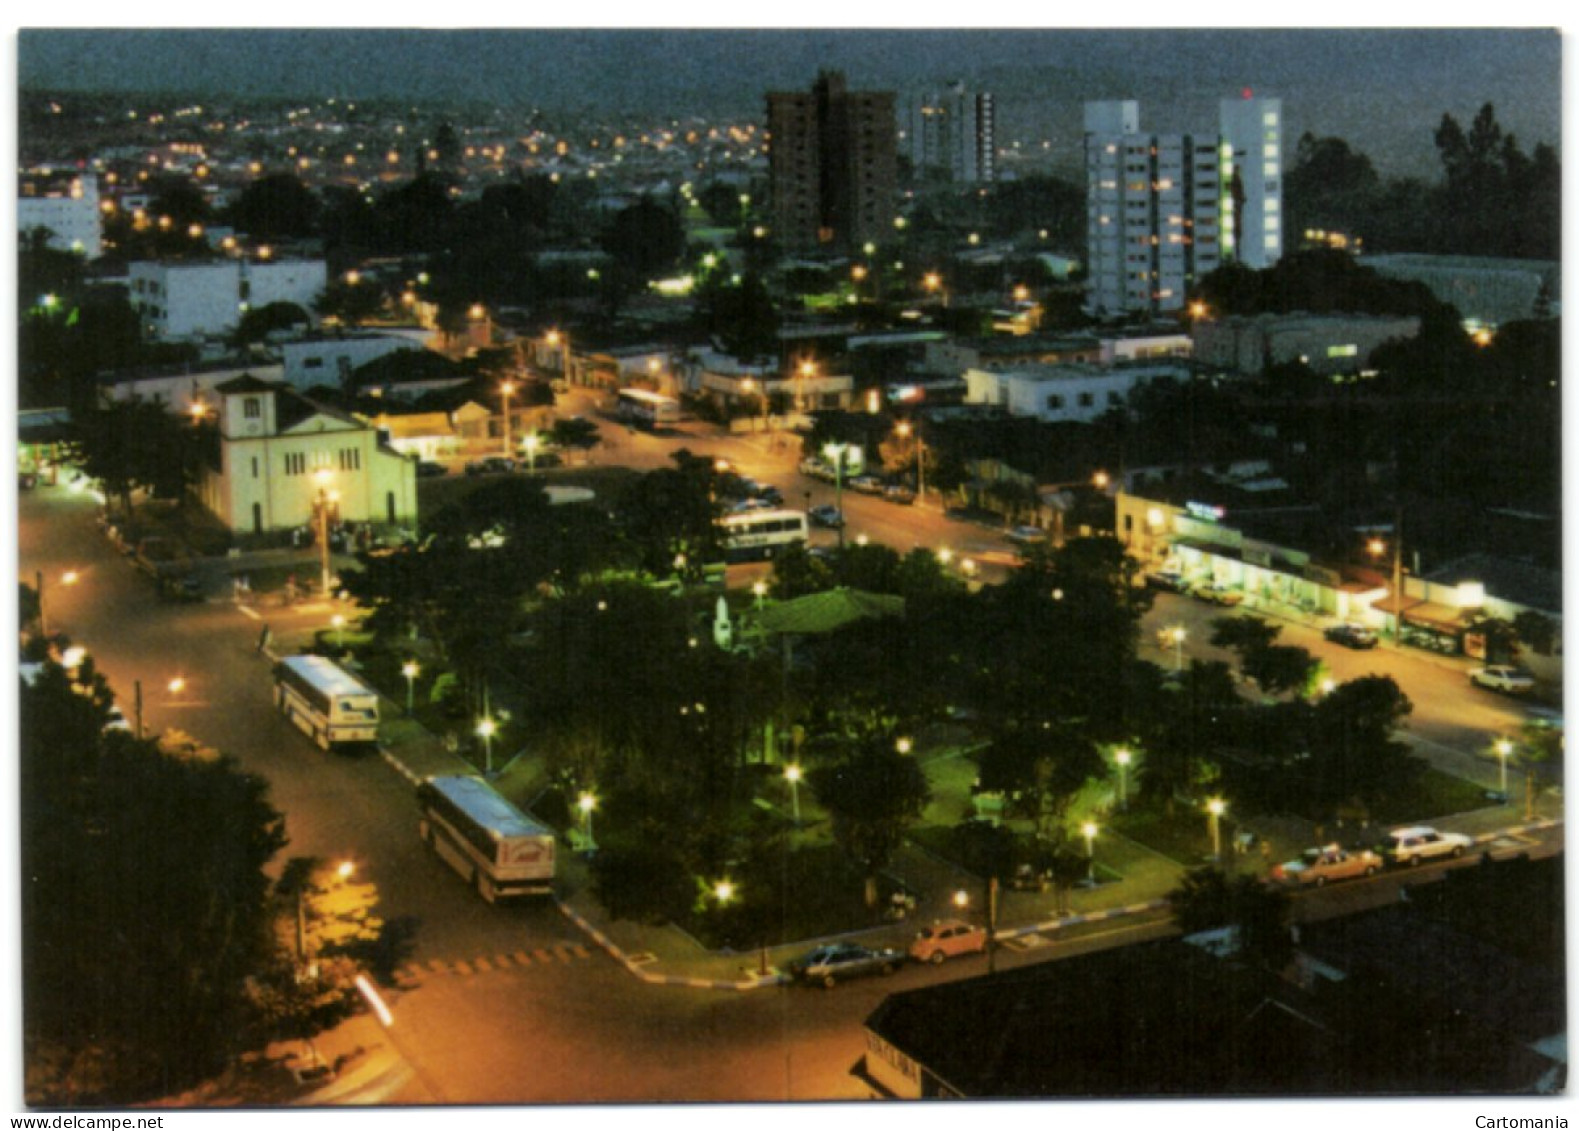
[752, 587, 904, 636]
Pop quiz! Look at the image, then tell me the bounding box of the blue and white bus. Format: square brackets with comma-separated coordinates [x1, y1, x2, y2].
[274, 654, 380, 751]
[719, 508, 809, 561]
[615, 387, 682, 428]
[418, 775, 557, 902]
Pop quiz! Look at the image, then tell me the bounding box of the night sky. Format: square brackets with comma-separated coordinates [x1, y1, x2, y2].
[15, 27, 1564, 177]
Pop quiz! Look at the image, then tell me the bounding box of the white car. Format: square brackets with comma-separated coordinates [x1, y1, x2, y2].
[1470, 666, 1537, 695]
[1383, 826, 1473, 867]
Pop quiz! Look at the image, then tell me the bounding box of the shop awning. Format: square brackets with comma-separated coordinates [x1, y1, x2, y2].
[1402, 601, 1468, 633]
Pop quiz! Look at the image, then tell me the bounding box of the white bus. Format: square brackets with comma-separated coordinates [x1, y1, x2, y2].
[615, 387, 681, 428]
[273, 654, 380, 751]
[418, 775, 557, 902]
[720, 508, 809, 561]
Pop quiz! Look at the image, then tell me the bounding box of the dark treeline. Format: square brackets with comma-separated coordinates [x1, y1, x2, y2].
[1285, 103, 1559, 260]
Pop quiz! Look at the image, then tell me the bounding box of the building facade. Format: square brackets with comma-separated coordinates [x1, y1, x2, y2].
[19, 173, 102, 258]
[280, 333, 423, 391]
[964, 359, 1189, 424]
[1084, 95, 1283, 318]
[1193, 312, 1420, 376]
[195, 375, 416, 536]
[767, 71, 897, 251]
[903, 82, 996, 184]
[129, 257, 328, 341]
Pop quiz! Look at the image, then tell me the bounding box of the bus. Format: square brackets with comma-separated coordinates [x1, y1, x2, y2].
[417, 775, 556, 902]
[273, 654, 380, 751]
[719, 508, 809, 561]
[615, 387, 682, 429]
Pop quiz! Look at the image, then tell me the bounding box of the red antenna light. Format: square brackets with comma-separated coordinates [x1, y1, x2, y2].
[1242, 87, 1254, 100]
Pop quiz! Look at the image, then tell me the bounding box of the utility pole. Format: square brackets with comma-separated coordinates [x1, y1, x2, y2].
[986, 876, 999, 975]
[1391, 505, 1405, 650]
[133, 680, 144, 740]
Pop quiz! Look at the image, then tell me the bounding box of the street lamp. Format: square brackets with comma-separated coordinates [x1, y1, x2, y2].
[1368, 521, 1405, 650]
[401, 660, 420, 715]
[167, 676, 186, 696]
[752, 580, 768, 608]
[713, 879, 735, 905]
[577, 791, 598, 853]
[499, 380, 515, 457]
[1114, 747, 1132, 810]
[895, 736, 913, 755]
[784, 763, 802, 825]
[523, 432, 540, 473]
[331, 613, 346, 650]
[313, 469, 338, 598]
[1206, 797, 1227, 861]
[895, 420, 926, 506]
[1170, 626, 1187, 672]
[952, 889, 970, 912]
[1495, 738, 1513, 799]
[823, 442, 848, 550]
[475, 716, 497, 775]
[1081, 821, 1099, 884]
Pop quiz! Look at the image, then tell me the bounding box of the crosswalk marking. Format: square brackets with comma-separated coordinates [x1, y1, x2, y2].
[400, 944, 592, 981]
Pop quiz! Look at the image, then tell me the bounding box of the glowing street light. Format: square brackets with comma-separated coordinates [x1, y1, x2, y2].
[752, 580, 768, 607]
[1206, 797, 1227, 861]
[1169, 625, 1188, 672]
[952, 889, 970, 911]
[331, 613, 347, 650]
[523, 432, 540, 473]
[401, 660, 420, 714]
[784, 763, 803, 824]
[499, 379, 516, 457]
[1495, 738, 1513, 798]
[1114, 747, 1132, 810]
[1081, 820, 1099, 883]
[823, 441, 849, 550]
[475, 716, 497, 774]
[895, 737, 913, 755]
[167, 676, 186, 696]
[577, 791, 598, 852]
[61, 570, 79, 587]
[713, 879, 735, 905]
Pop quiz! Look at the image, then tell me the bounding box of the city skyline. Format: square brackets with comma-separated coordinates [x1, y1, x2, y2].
[16, 26, 1562, 177]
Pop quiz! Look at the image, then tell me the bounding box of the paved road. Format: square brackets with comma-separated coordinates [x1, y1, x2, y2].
[21, 458, 1563, 1105]
[1137, 590, 1550, 791]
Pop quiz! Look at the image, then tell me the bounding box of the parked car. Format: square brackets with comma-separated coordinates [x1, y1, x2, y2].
[808, 504, 845, 528]
[1324, 623, 1379, 650]
[465, 456, 516, 476]
[1006, 525, 1047, 545]
[1191, 582, 1245, 607]
[883, 484, 916, 505]
[156, 573, 205, 603]
[415, 460, 449, 478]
[788, 943, 903, 988]
[1271, 844, 1382, 886]
[849, 474, 885, 495]
[1470, 665, 1537, 695]
[799, 458, 835, 481]
[1145, 569, 1191, 593]
[1381, 826, 1473, 868]
[909, 919, 988, 964]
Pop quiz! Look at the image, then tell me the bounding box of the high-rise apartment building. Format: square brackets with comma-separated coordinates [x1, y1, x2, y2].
[904, 82, 996, 184]
[767, 71, 897, 251]
[1084, 94, 1282, 318]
